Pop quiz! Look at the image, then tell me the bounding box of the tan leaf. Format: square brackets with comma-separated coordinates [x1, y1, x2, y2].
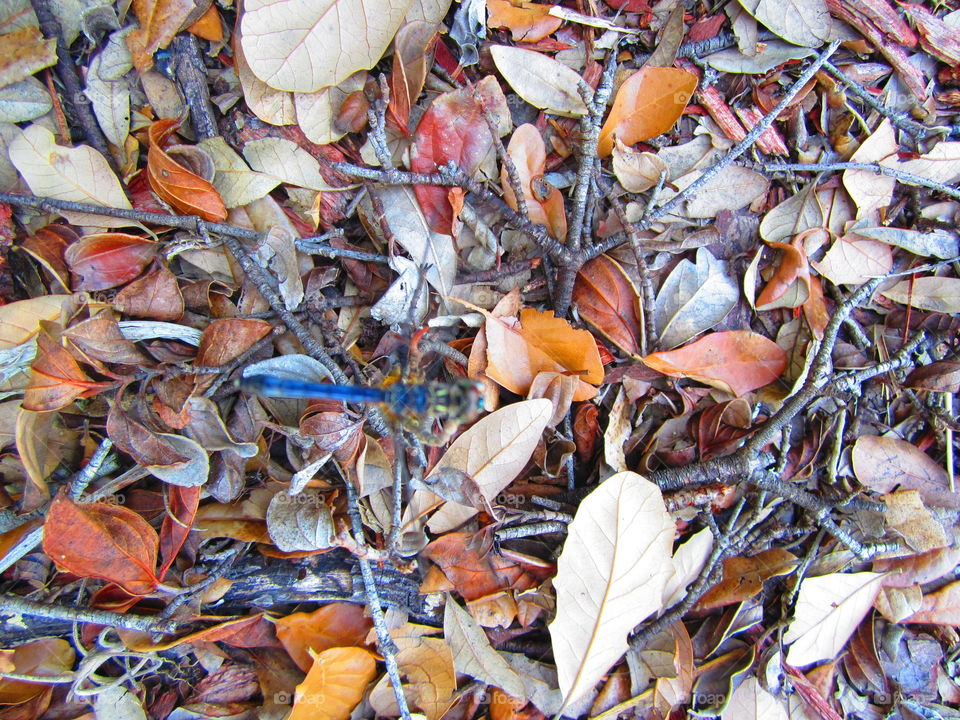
[881, 490, 947, 553]
[737, 0, 831, 47]
[852, 435, 956, 509]
[903, 580, 960, 625]
[679, 164, 769, 218]
[295, 71, 368, 144]
[881, 276, 960, 313]
[240, 0, 413, 92]
[443, 596, 526, 700]
[720, 676, 789, 720]
[242, 137, 336, 191]
[0, 26, 56, 89]
[234, 27, 296, 125]
[783, 572, 886, 667]
[842, 119, 897, 218]
[549, 471, 675, 708]
[126, 0, 197, 71]
[266, 489, 336, 552]
[612, 137, 668, 193]
[199, 137, 280, 207]
[490, 45, 587, 118]
[811, 234, 893, 286]
[8, 125, 134, 227]
[0, 295, 69, 349]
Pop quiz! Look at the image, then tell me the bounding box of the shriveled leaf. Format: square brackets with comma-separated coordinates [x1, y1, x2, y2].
[275, 603, 373, 673]
[881, 276, 960, 313]
[147, 118, 227, 222]
[501, 124, 567, 239]
[654, 247, 738, 349]
[642, 330, 787, 397]
[490, 45, 587, 118]
[8, 124, 134, 227]
[852, 435, 956, 509]
[240, 0, 412, 92]
[64, 233, 158, 291]
[145, 433, 210, 487]
[598, 67, 697, 157]
[487, 0, 562, 42]
[410, 75, 510, 234]
[444, 596, 526, 699]
[756, 239, 810, 311]
[736, 0, 831, 47]
[573, 254, 643, 357]
[550, 471, 674, 708]
[42, 490, 160, 595]
[158, 485, 200, 579]
[783, 572, 886, 666]
[289, 647, 376, 720]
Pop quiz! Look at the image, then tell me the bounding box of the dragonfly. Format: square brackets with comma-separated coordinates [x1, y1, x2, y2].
[239, 373, 486, 443]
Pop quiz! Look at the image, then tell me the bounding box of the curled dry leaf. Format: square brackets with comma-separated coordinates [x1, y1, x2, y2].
[501, 124, 567, 239]
[289, 646, 377, 720]
[550, 471, 675, 708]
[756, 238, 811, 311]
[8, 125, 134, 227]
[572, 254, 643, 358]
[642, 330, 787, 397]
[612, 137, 668, 193]
[266, 489, 337, 552]
[147, 118, 227, 222]
[41, 490, 160, 596]
[597, 67, 697, 157]
[390, 21, 439, 132]
[783, 572, 886, 667]
[490, 45, 588, 118]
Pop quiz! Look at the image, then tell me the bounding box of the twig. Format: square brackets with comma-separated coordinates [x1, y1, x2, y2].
[760, 161, 960, 202]
[0, 595, 180, 634]
[67, 437, 115, 501]
[171, 33, 219, 141]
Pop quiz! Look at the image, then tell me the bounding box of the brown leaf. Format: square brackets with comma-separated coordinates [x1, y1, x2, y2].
[0, 638, 74, 705]
[42, 490, 160, 595]
[275, 603, 373, 673]
[195, 318, 273, 367]
[64, 233, 158, 291]
[903, 360, 960, 393]
[695, 548, 797, 611]
[501, 124, 567, 240]
[597, 67, 697, 156]
[107, 403, 191, 468]
[147, 118, 227, 222]
[852, 435, 957, 509]
[389, 21, 439, 132]
[22, 329, 115, 412]
[126, 0, 198, 71]
[114, 263, 185, 321]
[63, 314, 152, 367]
[158, 485, 200, 579]
[20, 225, 75, 293]
[756, 238, 811, 311]
[642, 331, 787, 397]
[903, 581, 960, 625]
[0, 26, 56, 89]
[572, 255, 643, 357]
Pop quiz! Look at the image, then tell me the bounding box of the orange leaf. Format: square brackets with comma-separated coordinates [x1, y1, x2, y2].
[756, 238, 810, 311]
[42, 490, 160, 595]
[195, 318, 273, 367]
[22, 329, 115, 412]
[487, 0, 563, 42]
[289, 647, 377, 720]
[501, 124, 567, 240]
[483, 308, 603, 402]
[64, 233, 158, 291]
[0, 638, 74, 705]
[642, 330, 787, 396]
[147, 118, 227, 222]
[598, 67, 697, 157]
[276, 604, 374, 673]
[158, 485, 200, 579]
[126, 0, 197, 72]
[188, 4, 223, 43]
[695, 548, 798, 611]
[389, 21, 439, 132]
[572, 254, 643, 357]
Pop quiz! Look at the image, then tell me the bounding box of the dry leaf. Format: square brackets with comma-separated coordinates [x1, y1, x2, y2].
[126, 0, 197, 71]
[275, 603, 373, 673]
[240, 0, 412, 92]
[842, 119, 897, 218]
[811, 233, 893, 286]
[737, 0, 831, 47]
[295, 72, 367, 144]
[549, 471, 675, 708]
[444, 596, 526, 699]
[720, 676, 788, 720]
[147, 118, 227, 221]
[490, 45, 587, 118]
[642, 331, 787, 397]
[881, 490, 947, 553]
[881, 277, 960, 313]
[200, 137, 280, 207]
[8, 124, 134, 227]
[598, 67, 697, 157]
[783, 572, 886, 666]
[612, 137, 668, 193]
[852, 435, 956, 509]
[289, 647, 376, 720]
[487, 0, 562, 42]
[242, 137, 336, 191]
[0, 26, 56, 89]
[573, 254, 643, 358]
[501, 123, 567, 239]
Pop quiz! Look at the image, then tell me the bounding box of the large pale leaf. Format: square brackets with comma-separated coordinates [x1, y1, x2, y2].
[758, 184, 823, 243]
[881, 277, 960, 314]
[240, 0, 413, 92]
[8, 125, 134, 227]
[842, 119, 897, 218]
[490, 45, 587, 118]
[654, 247, 738, 349]
[737, 0, 831, 47]
[422, 398, 553, 532]
[783, 572, 886, 666]
[852, 435, 956, 509]
[720, 677, 788, 720]
[549, 471, 675, 707]
[444, 596, 526, 699]
[242, 137, 336, 191]
[0, 295, 69, 349]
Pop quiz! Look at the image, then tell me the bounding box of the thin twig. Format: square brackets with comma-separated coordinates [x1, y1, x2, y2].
[760, 161, 960, 201]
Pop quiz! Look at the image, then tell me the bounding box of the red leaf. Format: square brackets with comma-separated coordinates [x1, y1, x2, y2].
[147, 118, 227, 222]
[158, 485, 200, 579]
[642, 331, 787, 396]
[42, 490, 160, 596]
[64, 233, 158, 291]
[410, 76, 510, 234]
[22, 329, 115, 411]
[572, 255, 643, 357]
